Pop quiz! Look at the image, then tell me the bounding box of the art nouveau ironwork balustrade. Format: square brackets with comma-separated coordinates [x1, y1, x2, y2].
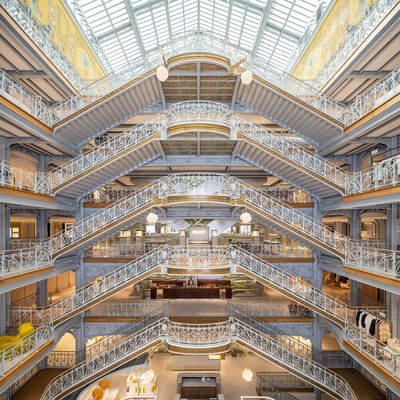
[0, 0, 81, 90]
[1, 101, 399, 197]
[314, 0, 399, 90]
[2, 174, 399, 279]
[0, 325, 53, 376]
[40, 317, 357, 400]
[0, 160, 52, 195]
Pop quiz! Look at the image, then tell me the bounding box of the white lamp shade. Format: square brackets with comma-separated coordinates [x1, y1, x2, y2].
[240, 212, 252, 224]
[241, 70, 253, 85]
[146, 212, 158, 224]
[141, 369, 155, 383]
[242, 368, 254, 382]
[156, 66, 169, 82]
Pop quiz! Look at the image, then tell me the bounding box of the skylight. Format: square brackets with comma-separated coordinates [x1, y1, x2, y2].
[67, 0, 325, 73]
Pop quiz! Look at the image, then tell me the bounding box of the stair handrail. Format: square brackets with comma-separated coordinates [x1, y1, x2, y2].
[0, 159, 52, 195]
[2, 173, 399, 279]
[0, 325, 53, 376]
[50, 116, 164, 188]
[40, 317, 167, 400]
[231, 317, 357, 400]
[41, 317, 357, 400]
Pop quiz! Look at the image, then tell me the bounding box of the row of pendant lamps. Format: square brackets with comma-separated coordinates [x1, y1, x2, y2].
[156, 66, 253, 85]
[146, 212, 252, 225]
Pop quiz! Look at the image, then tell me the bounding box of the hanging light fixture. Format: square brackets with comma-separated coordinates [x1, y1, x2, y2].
[241, 70, 253, 85]
[146, 212, 158, 224]
[240, 212, 252, 224]
[242, 368, 254, 382]
[156, 65, 169, 82]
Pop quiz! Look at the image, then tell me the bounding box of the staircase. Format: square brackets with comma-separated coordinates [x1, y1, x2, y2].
[2, 174, 399, 283]
[2, 102, 399, 201]
[4, 245, 398, 389]
[38, 316, 357, 400]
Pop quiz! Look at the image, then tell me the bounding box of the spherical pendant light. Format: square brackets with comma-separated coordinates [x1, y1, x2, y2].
[156, 66, 169, 82]
[146, 212, 158, 224]
[242, 368, 254, 382]
[240, 212, 252, 224]
[241, 70, 253, 85]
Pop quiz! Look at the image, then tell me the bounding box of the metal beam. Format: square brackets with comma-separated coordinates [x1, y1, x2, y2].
[123, 0, 146, 59]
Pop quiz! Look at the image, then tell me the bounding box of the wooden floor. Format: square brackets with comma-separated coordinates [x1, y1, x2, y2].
[12, 369, 67, 400]
[333, 369, 385, 400]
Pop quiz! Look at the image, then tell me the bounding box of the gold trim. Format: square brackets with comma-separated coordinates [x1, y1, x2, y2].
[343, 339, 400, 391]
[166, 195, 232, 205]
[343, 266, 400, 287]
[0, 265, 54, 287]
[53, 67, 157, 127]
[167, 267, 230, 274]
[167, 343, 231, 355]
[54, 266, 160, 325]
[166, 53, 231, 71]
[344, 92, 400, 135]
[0, 96, 53, 133]
[343, 185, 400, 202]
[235, 198, 344, 258]
[53, 132, 161, 192]
[237, 131, 345, 194]
[167, 123, 230, 137]
[0, 186, 54, 202]
[237, 266, 344, 327]
[0, 339, 55, 389]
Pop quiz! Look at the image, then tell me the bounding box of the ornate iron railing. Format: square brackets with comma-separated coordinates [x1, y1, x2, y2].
[1, 101, 398, 198]
[0, 364, 40, 400]
[46, 100, 344, 194]
[231, 307, 352, 368]
[3, 173, 399, 279]
[233, 242, 312, 258]
[84, 187, 139, 203]
[51, 32, 346, 122]
[85, 300, 167, 318]
[0, 325, 53, 376]
[0, 69, 56, 126]
[0, 160, 52, 195]
[230, 300, 313, 318]
[85, 242, 164, 258]
[0, 247, 53, 278]
[345, 154, 400, 195]
[261, 188, 312, 203]
[345, 325, 400, 378]
[315, 0, 399, 89]
[40, 317, 357, 400]
[40, 318, 166, 400]
[50, 116, 163, 189]
[0, 0, 82, 89]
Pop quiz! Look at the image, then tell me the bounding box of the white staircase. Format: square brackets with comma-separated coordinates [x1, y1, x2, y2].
[1, 174, 399, 283]
[39, 317, 357, 400]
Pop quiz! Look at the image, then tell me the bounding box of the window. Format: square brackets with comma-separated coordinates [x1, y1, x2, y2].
[10, 226, 20, 238]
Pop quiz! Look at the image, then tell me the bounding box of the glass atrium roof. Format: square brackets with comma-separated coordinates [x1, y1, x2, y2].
[67, 0, 325, 73]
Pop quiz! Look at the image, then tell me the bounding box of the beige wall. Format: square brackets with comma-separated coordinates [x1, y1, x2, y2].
[24, 0, 105, 81]
[292, 0, 379, 81]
